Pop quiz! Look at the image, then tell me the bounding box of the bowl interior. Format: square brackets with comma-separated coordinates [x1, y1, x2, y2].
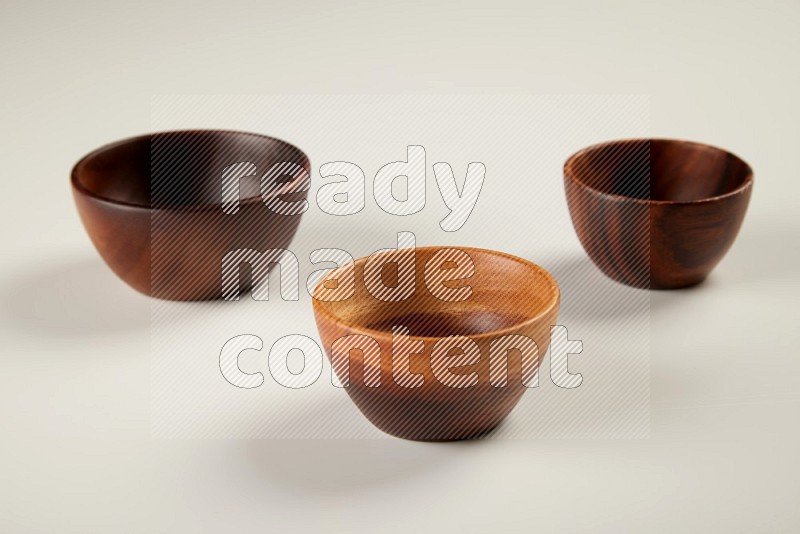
[72, 130, 308, 209]
[566, 139, 752, 202]
[315, 248, 558, 338]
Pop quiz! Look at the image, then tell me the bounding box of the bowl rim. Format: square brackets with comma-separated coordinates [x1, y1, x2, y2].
[312, 246, 561, 342]
[563, 138, 754, 206]
[70, 129, 310, 212]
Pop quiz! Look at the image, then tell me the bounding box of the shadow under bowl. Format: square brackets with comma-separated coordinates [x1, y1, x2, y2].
[564, 138, 753, 289]
[312, 247, 560, 441]
[71, 130, 310, 300]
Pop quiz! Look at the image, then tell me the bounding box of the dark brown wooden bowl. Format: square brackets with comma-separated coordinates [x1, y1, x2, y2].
[71, 130, 309, 300]
[564, 139, 753, 289]
[312, 247, 560, 441]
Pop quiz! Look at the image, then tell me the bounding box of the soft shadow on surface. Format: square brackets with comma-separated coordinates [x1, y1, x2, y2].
[644, 224, 786, 297]
[1, 256, 149, 338]
[539, 254, 654, 324]
[243, 400, 468, 493]
[717, 225, 799, 285]
[647, 273, 716, 310]
[645, 223, 795, 307]
[245, 439, 450, 494]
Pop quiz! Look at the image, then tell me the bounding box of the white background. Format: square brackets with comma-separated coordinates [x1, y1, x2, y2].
[1, 1, 799, 532]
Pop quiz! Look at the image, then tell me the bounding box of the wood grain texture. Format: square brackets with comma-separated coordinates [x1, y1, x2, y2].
[564, 139, 753, 289]
[313, 247, 560, 441]
[71, 130, 309, 300]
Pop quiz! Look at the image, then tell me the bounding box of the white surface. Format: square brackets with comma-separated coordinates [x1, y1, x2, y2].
[1, 1, 799, 532]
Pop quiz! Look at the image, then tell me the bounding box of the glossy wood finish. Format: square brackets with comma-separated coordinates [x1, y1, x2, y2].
[564, 139, 753, 289]
[313, 247, 560, 441]
[71, 130, 309, 300]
